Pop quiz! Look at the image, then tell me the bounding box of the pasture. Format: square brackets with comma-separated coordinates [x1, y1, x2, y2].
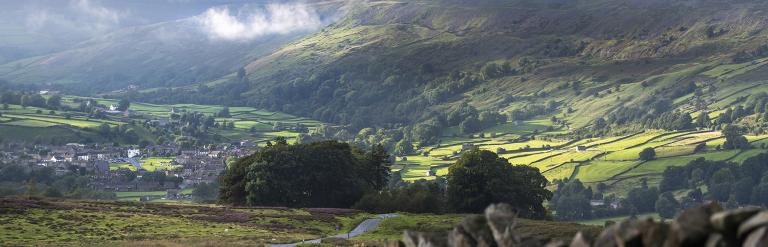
[403, 127, 768, 197]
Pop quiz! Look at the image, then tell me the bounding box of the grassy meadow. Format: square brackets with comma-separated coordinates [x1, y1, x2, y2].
[0, 198, 371, 246]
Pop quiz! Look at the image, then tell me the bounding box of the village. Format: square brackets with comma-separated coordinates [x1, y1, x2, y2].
[0, 139, 260, 201]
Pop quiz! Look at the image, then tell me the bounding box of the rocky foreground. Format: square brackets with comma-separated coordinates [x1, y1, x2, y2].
[403, 203, 768, 247]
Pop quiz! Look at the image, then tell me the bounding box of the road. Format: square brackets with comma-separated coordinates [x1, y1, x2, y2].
[269, 213, 399, 247]
[127, 158, 143, 171]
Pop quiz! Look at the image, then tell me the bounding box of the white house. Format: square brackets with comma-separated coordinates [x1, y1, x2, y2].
[127, 149, 141, 158]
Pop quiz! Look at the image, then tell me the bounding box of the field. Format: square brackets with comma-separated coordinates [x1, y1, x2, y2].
[0, 96, 329, 146]
[576, 213, 660, 226]
[354, 213, 602, 242]
[0, 198, 371, 246]
[403, 127, 768, 196]
[139, 157, 178, 171]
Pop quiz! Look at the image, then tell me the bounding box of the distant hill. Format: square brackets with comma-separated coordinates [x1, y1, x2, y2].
[201, 0, 768, 129]
[0, 1, 345, 94]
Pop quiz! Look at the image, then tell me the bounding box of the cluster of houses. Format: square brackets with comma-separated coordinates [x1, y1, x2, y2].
[0, 140, 259, 194]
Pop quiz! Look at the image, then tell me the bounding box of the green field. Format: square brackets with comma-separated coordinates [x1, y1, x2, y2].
[0, 96, 329, 146]
[404, 127, 768, 197]
[109, 163, 136, 171]
[140, 157, 178, 171]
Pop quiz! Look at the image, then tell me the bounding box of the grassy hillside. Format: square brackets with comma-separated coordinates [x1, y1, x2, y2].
[0, 197, 600, 246]
[0, 197, 372, 246]
[189, 0, 768, 130]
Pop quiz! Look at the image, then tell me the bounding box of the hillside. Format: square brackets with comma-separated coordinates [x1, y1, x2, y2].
[214, 0, 768, 129]
[0, 197, 599, 246]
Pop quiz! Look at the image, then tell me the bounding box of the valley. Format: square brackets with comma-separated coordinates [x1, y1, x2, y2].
[4, 0, 768, 246]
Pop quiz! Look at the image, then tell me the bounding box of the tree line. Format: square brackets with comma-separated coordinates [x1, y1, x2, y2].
[218, 141, 552, 219]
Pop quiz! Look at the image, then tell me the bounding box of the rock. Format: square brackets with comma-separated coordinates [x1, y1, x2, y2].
[703, 234, 724, 247]
[710, 207, 761, 244]
[403, 230, 448, 247]
[593, 219, 646, 246]
[400, 203, 768, 247]
[742, 226, 768, 247]
[485, 203, 519, 246]
[666, 203, 722, 246]
[451, 214, 496, 247]
[738, 211, 768, 239]
[568, 232, 590, 247]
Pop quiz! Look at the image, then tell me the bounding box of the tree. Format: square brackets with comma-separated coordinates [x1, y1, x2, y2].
[117, 99, 130, 111]
[218, 106, 231, 118]
[356, 144, 392, 190]
[393, 139, 414, 156]
[446, 148, 551, 218]
[696, 111, 710, 128]
[98, 123, 111, 137]
[627, 186, 659, 213]
[708, 168, 734, 202]
[550, 180, 592, 220]
[639, 147, 656, 161]
[354, 182, 444, 213]
[46, 94, 62, 109]
[122, 128, 139, 144]
[734, 177, 754, 204]
[655, 192, 680, 219]
[237, 67, 247, 82]
[192, 182, 219, 203]
[220, 141, 385, 208]
[459, 116, 481, 134]
[722, 125, 750, 150]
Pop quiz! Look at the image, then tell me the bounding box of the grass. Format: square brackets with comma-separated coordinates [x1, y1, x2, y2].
[621, 150, 740, 177]
[507, 150, 567, 165]
[729, 149, 768, 164]
[115, 191, 168, 198]
[542, 162, 579, 181]
[355, 213, 601, 242]
[530, 151, 600, 171]
[140, 157, 178, 171]
[0, 198, 368, 246]
[574, 161, 639, 183]
[482, 118, 559, 136]
[1, 113, 114, 128]
[576, 213, 660, 226]
[1, 119, 60, 127]
[110, 163, 137, 171]
[592, 131, 665, 152]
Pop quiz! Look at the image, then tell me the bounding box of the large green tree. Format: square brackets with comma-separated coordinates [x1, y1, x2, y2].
[446, 148, 551, 218]
[218, 140, 389, 208]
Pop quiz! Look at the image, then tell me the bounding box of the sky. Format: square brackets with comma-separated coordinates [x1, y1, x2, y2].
[0, 0, 339, 61]
[6, 0, 329, 41]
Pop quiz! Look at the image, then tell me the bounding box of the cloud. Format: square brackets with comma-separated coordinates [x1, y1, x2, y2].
[23, 0, 126, 33]
[197, 3, 324, 41]
[71, 0, 123, 24]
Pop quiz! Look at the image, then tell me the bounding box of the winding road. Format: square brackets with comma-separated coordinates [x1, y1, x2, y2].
[269, 213, 399, 247]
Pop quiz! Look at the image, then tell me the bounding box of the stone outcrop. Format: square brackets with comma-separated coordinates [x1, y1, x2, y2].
[403, 203, 768, 247]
